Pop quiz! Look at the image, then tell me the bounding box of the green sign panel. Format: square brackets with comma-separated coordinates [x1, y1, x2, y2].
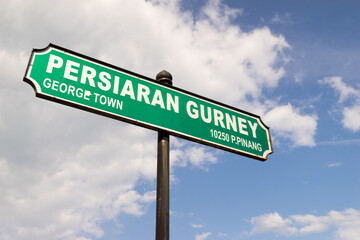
[24, 44, 273, 161]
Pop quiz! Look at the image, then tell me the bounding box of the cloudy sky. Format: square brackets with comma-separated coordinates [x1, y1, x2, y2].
[1, 0, 359, 239]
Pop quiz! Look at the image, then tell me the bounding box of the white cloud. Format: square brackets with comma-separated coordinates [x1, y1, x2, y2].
[264, 104, 317, 147]
[195, 232, 212, 240]
[191, 224, 203, 228]
[291, 214, 329, 234]
[343, 106, 360, 131]
[0, 126, 158, 239]
[249, 209, 360, 240]
[250, 212, 297, 236]
[270, 13, 291, 24]
[200, 0, 243, 28]
[327, 162, 342, 168]
[320, 76, 359, 103]
[294, 70, 304, 83]
[170, 139, 218, 171]
[320, 76, 360, 132]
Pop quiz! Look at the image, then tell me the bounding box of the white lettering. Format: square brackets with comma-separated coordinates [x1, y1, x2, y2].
[44, 78, 51, 88]
[100, 95, 107, 105]
[51, 80, 59, 91]
[107, 96, 117, 107]
[59, 83, 67, 93]
[225, 113, 237, 131]
[137, 84, 150, 104]
[80, 65, 96, 87]
[46, 54, 63, 73]
[113, 76, 120, 94]
[98, 71, 111, 91]
[166, 93, 179, 113]
[64, 60, 79, 81]
[237, 117, 248, 136]
[151, 90, 165, 109]
[68, 85, 75, 96]
[117, 100, 123, 110]
[120, 80, 135, 99]
[75, 88, 83, 98]
[214, 109, 225, 128]
[84, 90, 91, 100]
[94, 92, 100, 102]
[200, 105, 212, 123]
[187, 101, 198, 119]
[248, 121, 258, 138]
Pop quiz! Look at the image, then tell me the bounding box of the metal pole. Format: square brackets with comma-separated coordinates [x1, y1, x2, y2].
[155, 70, 172, 240]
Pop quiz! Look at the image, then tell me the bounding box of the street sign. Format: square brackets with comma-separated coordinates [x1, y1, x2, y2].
[24, 44, 273, 161]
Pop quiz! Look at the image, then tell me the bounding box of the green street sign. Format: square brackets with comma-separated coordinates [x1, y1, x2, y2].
[24, 44, 273, 161]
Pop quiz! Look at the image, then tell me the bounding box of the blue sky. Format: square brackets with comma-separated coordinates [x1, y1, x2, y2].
[0, 0, 359, 240]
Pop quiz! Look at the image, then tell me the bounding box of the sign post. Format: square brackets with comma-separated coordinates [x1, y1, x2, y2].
[155, 71, 172, 240]
[24, 44, 274, 240]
